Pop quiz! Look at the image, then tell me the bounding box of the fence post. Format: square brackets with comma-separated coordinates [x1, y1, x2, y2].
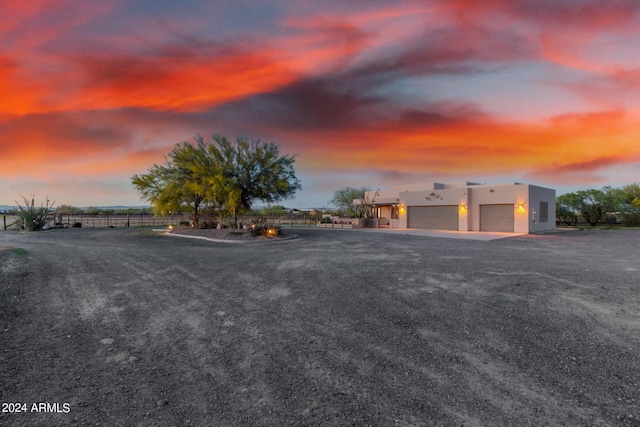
[127, 213, 130, 227]
[3, 215, 5, 230]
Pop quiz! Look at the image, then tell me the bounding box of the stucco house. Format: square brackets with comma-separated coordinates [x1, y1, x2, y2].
[359, 182, 556, 233]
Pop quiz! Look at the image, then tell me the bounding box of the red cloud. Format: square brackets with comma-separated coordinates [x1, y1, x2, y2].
[2, 0, 640, 205]
[272, 107, 640, 182]
[72, 47, 301, 112]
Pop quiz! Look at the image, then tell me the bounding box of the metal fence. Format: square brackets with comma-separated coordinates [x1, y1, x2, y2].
[2, 213, 318, 230]
[58, 213, 189, 228]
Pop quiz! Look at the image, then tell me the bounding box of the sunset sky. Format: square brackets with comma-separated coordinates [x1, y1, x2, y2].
[2, 0, 640, 208]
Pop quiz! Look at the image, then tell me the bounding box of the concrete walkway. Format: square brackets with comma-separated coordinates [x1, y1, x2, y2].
[360, 227, 528, 241]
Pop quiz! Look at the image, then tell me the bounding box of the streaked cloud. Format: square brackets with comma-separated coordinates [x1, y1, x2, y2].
[1, 0, 640, 206]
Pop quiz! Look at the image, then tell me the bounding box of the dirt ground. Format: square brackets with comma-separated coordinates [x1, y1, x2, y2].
[1, 227, 639, 426]
[169, 226, 289, 242]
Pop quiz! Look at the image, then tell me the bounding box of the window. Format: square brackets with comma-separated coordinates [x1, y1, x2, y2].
[539, 201, 549, 222]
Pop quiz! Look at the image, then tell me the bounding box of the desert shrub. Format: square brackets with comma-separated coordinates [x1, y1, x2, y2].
[249, 224, 281, 237]
[623, 212, 640, 227]
[15, 195, 54, 231]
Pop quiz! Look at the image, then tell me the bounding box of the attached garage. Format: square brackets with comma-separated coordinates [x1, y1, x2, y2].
[361, 181, 556, 233]
[480, 204, 514, 232]
[407, 205, 458, 230]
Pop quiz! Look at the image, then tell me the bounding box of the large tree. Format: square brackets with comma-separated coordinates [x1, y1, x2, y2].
[132, 134, 300, 225]
[330, 186, 371, 217]
[556, 186, 623, 226]
[132, 139, 215, 225]
[209, 134, 300, 212]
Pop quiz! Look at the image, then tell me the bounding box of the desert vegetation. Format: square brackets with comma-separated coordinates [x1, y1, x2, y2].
[132, 134, 301, 227]
[13, 195, 55, 231]
[557, 183, 640, 227]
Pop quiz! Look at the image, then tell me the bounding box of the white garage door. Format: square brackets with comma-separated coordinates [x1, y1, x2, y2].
[480, 204, 514, 232]
[407, 206, 459, 230]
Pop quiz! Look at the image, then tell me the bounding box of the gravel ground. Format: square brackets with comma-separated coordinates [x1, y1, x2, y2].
[169, 227, 290, 241]
[0, 227, 639, 426]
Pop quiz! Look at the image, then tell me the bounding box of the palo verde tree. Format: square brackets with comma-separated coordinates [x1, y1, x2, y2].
[621, 182, 640, 226]
[556, 186, 623, 226]
[330, 186, 371, 217]
[209, 134, 300, 212]
[622, 183, 640, 209]
[132, 134, 301, 226]
[555, 202, 577, 226]
[132, 139, 216, 225]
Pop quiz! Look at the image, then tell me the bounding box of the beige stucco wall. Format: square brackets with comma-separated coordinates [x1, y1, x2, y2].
[398, 187, 468, 229]
[466, 184, 530, 232]
[528, 185, 557, 233]
[366, 182, 556, 233]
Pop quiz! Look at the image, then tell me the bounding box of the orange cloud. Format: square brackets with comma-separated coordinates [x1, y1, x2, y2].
[0, 17, 374, 116]
[280, 108, 640, 184]
[2, 0, 640, 206]
[70, 48, 301, 112]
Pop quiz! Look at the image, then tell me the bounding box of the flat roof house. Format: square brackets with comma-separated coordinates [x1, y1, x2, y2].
[360, 182, 556, 233]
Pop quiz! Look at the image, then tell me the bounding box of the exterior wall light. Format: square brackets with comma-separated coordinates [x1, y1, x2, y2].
[517, 202, 527, 212]
[459, 203, 467, 212]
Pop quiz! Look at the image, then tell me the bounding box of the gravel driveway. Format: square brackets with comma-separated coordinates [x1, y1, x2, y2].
[1, 227, 639, 426]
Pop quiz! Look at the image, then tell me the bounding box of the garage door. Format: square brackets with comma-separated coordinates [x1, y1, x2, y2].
[480, 204, 514, 232]
[407, 206, 459, 230]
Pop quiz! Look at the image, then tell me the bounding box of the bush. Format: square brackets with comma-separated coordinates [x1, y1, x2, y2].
[72, 222, 82, 228]
[603, 214, 618, 225]
[15, 195, 54, 231]
[249, 224, 281, 238]
[623, 212, 640, 227]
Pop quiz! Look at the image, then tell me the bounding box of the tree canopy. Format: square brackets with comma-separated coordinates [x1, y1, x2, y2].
[131, 134, 300, 225]
[330, 186, 371, 217]
[622, 183, 640, 210]
[556, 185, 624, 226]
